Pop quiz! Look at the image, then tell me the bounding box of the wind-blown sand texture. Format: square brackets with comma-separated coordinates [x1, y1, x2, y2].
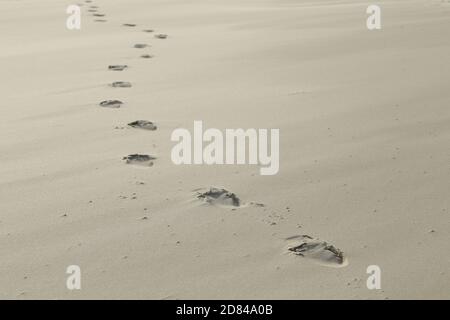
[1, 0, 449, 299]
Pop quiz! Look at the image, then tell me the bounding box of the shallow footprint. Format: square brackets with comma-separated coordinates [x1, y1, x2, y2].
[94, 19, 107, 22]
[134, 44, 149, 49]
[286, 235, 347, 268]
[110, 81, 132, 88]
[123, 23, 137, 27]
[99, 100, 123, 108]
[154, 34, 168, 39]
[93, 13, 105, 17]
[196, 187, 241, 208]
[143, 29, 154, 33]
[108, 65, 128, 71]
[123, 154, 155, 167]
[140, 54, 153, 59]
[128, 120, 157, 130]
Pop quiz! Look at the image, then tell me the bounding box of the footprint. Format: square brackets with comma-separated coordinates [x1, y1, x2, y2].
[123, 23, 137, 27]
[128, 120, 157, 130]
[108, 65, 128, 71]
[94, 19, 107, 23]
[141, 54, 153, 59]
[99, 100, 123, 108]
[143, 29, 154, 33]
[93, 13, 105, 17]
[286, 235, 347, 268]
[134, 44, 149, 49]
[196, 187, 241, 208]
[110, 81, 132, 88]
[88, 9, 97, 12]
[154, 34, 168, 39]
[123, 154, 156, 167]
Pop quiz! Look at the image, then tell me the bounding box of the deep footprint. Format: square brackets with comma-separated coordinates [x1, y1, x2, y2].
[108, 65, 128, 71]
[196, 187, 241, 207]
[123, 23, 137, 27]
[128, 120, 157, 130]
[111, 81, 132, 88]
[141, 54, 153, 59]
[99, 100, 123, 108]
[123, 154, 156, 167]
[287, 235, 347, 268]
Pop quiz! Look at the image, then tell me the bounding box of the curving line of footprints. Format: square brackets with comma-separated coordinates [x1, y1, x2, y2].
[78, 0, 348, 269]
[79, 0, 167, 167]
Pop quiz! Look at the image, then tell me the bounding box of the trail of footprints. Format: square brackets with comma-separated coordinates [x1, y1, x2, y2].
[80, 0, 166, 167]
[80, 0, 346, 269]
[195, 187, 347, 268]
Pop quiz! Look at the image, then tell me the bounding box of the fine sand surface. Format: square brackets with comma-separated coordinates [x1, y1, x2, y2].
[1, 0, 449, 299]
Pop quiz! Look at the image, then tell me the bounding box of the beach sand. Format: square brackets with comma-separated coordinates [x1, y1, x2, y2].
[1, 0, 449, 299]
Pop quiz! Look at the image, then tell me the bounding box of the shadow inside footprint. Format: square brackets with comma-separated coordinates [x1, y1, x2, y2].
[128, 120, 157, 130]
[123, 154, 156, 167]
[287, 235, 347, 268]
[111, 81, 132, 88]
[155, 34, 168, 39]
[99, 100, 123, 108]
[196, 187, 241, 208]
[108, 65, 128, 71]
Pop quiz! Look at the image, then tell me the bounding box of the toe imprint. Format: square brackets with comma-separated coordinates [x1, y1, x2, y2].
[123, 154, 156, 166]
[108, 65, 128, 71]
[196, 187, 241, 207]
[99, 100, 123, 108]
[287, 235, 347, 268]
[128, 120, 157, 130]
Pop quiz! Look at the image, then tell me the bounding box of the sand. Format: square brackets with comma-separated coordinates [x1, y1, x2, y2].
[1, 0, 449, 299]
